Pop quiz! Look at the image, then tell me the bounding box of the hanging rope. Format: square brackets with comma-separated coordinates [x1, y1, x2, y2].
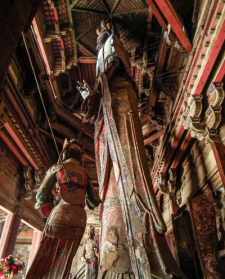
[22, 32, 62, 161]
[22, 31, 76, 186]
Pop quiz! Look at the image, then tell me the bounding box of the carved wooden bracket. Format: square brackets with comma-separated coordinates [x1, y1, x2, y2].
[183, 83, 225, 142]
[205, 83, 225, 141]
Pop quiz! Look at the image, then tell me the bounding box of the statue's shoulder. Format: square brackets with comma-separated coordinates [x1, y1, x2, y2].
[63, 158, 88, 176]
[46, 163, 62, 176]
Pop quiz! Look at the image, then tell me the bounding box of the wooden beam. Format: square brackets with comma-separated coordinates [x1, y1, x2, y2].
[102, 0, 111, 15]
[148, 0, 167, 30]
[77, 41, 96, 57]
[144, 130, 164, 145]
[39, 128, 95, 162]
[111, 0, 122, 14]
[153, 0, 192, 52]
[71, 7, 107, 16]
[215, 58, 225, 83]
[0, 129, 29, 166]
[4, 123, 39, 170]
[211, 142, 225, 186]
[170, 133, 192, 170]
[194, 20, 225, 96]
[78, 56, 96, 64]
[70, 0, 80, 9]
[114, 8, 148, 16]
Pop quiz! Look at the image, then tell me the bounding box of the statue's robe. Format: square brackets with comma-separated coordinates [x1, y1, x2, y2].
[26, 159, 91, 279]
[83, 238, 98, 279]
[95, 45, 184, 278]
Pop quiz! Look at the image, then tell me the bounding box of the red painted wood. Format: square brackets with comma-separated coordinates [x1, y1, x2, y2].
[170, 133, 192, 170]
[194, 20, 225, 96]
[4, 123, 38, 169]
[78, 56, 96, 64]
[211, 142, 225, 186]
[0, 130, 29, 166]
[148, 0, 167, 30]
[0, 213, 21, 258]
[215, 59, 225, 83]
[154, 0, 192, 52]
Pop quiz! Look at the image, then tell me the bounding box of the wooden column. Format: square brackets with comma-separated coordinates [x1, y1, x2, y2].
[27, 229, 42, 269]
[211, 142, 225, 187]
[0, 212, 21, 258]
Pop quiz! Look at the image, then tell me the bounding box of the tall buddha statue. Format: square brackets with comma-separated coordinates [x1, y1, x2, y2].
[80, 20, 185, 279]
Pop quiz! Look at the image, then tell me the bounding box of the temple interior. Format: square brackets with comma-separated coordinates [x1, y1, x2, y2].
[0, 0, 224, 278]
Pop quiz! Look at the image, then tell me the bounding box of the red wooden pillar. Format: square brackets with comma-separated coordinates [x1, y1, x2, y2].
[211, 142, 225, 187]
[0, 212, 21, 258]
[27, 229, 42, 269]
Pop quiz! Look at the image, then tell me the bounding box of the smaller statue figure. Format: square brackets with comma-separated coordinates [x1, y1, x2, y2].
[23, 166, 35, 200]
[26, 139, 100, 279]
[100, 226, 132, 276]
[83, 226, 98, 279]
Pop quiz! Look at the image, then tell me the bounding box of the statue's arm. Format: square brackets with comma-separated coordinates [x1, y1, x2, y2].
[35, 164, 60, 217]
[80, 83, 101, 120]
[86, 180, 101, 209]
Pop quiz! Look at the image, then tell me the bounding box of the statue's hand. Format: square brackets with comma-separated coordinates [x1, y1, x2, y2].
[81, 93, 101, 120]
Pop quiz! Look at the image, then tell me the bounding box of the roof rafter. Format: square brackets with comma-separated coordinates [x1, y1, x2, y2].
[111, 0, 122, 14]
[150, 0, 192, 52]
[77, 41, 96, 57]
[71, 7, 107, 16]
[102, 0, 111, 15]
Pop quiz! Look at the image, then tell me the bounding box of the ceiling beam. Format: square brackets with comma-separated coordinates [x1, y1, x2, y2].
[102, 0, 111, 15]
[114, 8, 148, 16]
[4, 123, 39, 169]
[111, 0, 122, 14]
[77, 41, 96, 57]
[144, 130, 164, 146]
[70, 0, 80, 9]
[148, 0, 167, 30]
[71, 7, 107, 16]
[0, 129, 29, 166]
[152, 0, 192, 52]
[78, 57, 96, 64]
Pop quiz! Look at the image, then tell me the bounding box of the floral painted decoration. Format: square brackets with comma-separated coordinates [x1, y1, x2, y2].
[0, 255, 24, 279]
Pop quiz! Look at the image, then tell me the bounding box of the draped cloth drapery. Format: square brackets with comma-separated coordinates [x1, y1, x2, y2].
[26, 206, 86, 279]
[95, 72, 184, 279]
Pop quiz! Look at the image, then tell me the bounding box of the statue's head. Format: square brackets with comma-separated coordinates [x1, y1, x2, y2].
[97, 19, 112, 36]
[61, 138, 82, 162]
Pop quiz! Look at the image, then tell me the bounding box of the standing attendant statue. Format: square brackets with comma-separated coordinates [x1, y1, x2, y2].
[25, 139, 100, 279]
